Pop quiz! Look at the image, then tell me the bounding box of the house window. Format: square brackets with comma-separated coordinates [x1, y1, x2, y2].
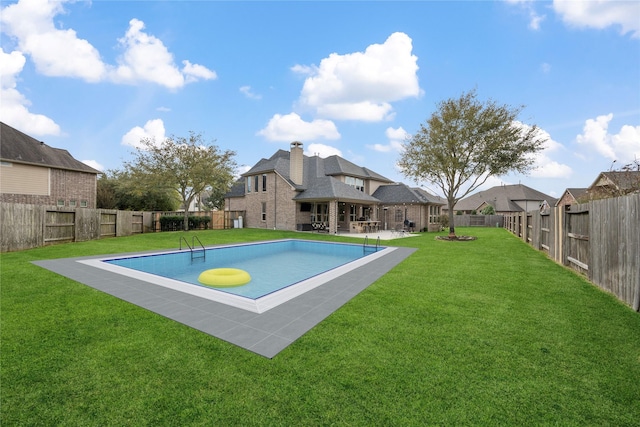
[349, 205, 357, 222]
[395, 209, 403, 222]
[262, 174, 267, 192]
[80, 200, 88, 208]
[311, 203, 328, 223]
[429, 205, 441, 223]
[345, 176, 365, 192]
[261, 202, 267, 221]
[254, 175, 259, 192]
[246, 177, 251, 193]
[57, 199, 65, 207]
[69, 200, 77, 207]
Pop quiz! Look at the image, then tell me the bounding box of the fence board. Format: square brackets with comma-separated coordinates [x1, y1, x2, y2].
[44, 210, 75, 244]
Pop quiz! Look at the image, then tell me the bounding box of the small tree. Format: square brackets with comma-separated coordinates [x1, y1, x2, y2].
[399, 90, 545, 237]
[123, 132, 236, 231]
[480, 205, 495, 215]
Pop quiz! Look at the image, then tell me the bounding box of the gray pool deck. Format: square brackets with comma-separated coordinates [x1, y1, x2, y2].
[33, 242, 416, 358]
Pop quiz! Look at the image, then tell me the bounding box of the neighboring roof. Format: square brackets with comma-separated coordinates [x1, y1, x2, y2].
[372, 183, 445, 205]
[454, 184, 556, 212]
[589, 171, 640, 192]
[1, 122, 100, 174]
[555, 188, 588, 206]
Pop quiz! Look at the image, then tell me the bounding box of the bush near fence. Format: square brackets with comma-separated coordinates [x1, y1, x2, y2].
[504, 193, 640, 312]
[159, 215, 211, 231]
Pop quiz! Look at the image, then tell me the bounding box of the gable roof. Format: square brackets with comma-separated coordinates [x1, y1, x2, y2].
[454, 184, 556, 212]
[235, 149, 394, 201]
[0, 122, 100, 174]
[589, 171, 640, 193]
[372, 183, 445, 205]
[555, 188, 588, 206]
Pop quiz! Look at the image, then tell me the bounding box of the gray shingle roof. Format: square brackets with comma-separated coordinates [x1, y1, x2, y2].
[454, 184, 556, 212]
[231, 149, 394, 200]
[591, 171, 640, 192]
[294, 176, 379, 202]
[372, 183, 444, 205]
[0, 122, 100, 174]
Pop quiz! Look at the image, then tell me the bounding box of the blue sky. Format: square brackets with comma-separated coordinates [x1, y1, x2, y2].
[1, 0, 639, 198]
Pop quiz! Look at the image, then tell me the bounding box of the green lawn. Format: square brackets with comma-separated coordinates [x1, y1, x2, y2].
[2, 228, 639, 425]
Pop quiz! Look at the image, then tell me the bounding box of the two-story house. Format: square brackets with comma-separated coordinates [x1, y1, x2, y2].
[224, 142, 445, 233]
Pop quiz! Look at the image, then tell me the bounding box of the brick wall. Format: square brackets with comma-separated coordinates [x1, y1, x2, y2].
[1, 169, 97, 208]
[241, 172, 297, 230]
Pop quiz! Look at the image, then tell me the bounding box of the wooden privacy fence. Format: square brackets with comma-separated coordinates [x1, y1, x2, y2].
[1, 203, 153, 252]
[504, 193, 640, 312]
[2, 204, 245, 252]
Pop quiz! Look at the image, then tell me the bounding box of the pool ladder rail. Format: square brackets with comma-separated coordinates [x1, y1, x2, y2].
[363, 236, 381, 253]
[180, 235, 206, 261]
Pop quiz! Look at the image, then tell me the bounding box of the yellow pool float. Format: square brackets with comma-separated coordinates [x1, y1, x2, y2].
[198, 268, 251, 287]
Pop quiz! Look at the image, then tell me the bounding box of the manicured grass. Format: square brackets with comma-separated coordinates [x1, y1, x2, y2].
[2, 228, 639, 425]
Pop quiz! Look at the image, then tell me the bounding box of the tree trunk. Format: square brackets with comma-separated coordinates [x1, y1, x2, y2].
[183, 210, 189, 231]
[448, 200, 456, 237]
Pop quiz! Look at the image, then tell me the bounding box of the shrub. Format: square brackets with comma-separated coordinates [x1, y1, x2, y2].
[160, 215, 211, 231]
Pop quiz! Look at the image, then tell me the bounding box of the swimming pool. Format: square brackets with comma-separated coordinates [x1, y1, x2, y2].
[80, 239, 395, 313]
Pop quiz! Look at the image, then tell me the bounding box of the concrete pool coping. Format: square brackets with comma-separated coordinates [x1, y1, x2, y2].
[33, 243, 416, 358]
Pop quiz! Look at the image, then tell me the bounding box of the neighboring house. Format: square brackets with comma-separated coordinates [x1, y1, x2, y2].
[555, 188, 588, 209]
[585, 171, 640, 200]
[452, 183, 556, 215]
[0, 122, 100, 208]
[224, 142, 445, 233]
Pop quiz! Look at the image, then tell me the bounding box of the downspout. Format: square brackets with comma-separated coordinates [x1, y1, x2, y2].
[273, 173, 277, 230]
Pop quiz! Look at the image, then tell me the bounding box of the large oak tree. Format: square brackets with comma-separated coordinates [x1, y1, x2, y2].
[398, 90, 546, 237]
[123, 132, 236, 231]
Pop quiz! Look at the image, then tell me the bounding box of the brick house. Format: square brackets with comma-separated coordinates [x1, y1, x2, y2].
[0, 122, 100, 208]
[555, 188, 588, 209]
[224, 142, 445, 233]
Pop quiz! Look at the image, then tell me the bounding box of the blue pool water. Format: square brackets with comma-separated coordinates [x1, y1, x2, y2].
[104, 239, 381, 299]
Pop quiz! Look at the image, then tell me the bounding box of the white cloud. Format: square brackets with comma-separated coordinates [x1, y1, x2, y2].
[113, 19, 215, 89]
[182, 60, 217, 83]
[82, 159, 104, 171]
[257, 113, 340, 142]
[368, 126, 407, 153]
[0, 0, 216, 88]
[121, 118, 167, 149]
[576, 114, 640, 162]
[305, 143, 342, 158]
[0, 0, 107, 82]
[296, 32, 421, 121]
[0, 48, 61, 136]
[239, 85, 262, 100]
[553, 0, 640, 38]
[514, 121, 573, 179]
[504, 0, 546, 30]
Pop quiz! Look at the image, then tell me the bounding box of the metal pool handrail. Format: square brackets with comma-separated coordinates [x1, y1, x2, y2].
[180, 235, 206, 261]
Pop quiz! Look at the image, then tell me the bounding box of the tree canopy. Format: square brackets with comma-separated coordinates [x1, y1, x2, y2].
[123, 132, 236, 230]
[96, 170, 179, 211]
[398, 89, 546, 237]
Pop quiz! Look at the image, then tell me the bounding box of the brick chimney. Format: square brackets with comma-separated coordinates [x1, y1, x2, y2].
[290, 141, 303, 185]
